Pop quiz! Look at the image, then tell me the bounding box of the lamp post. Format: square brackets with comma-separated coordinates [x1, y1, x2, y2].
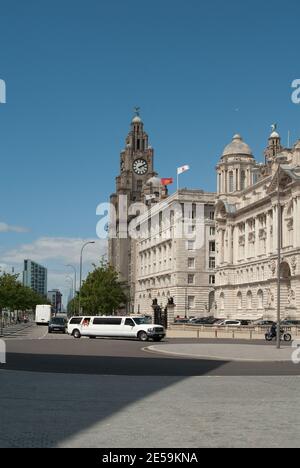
[65, 264, 77, 300]
[275, 154, 286, 349]
[66, 276, 74, 316]
[78, 241, 96, 315]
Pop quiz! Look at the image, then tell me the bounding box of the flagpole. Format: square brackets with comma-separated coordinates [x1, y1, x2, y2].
[177, 172, 179, 192]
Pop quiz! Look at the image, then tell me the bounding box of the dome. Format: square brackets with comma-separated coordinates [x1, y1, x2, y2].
[132, 115, 142, 124]
[146, 176, 162, 187]
[294, 140, 300, 150]
[270, 131, 280, 139]
[222, 134, 253, 157]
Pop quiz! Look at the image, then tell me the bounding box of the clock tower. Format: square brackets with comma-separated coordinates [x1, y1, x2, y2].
[116, 108, 156, 203]
[109, 110, 157, 307]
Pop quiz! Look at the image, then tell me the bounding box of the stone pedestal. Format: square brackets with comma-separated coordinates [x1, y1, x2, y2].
[264, 308, 276, 321]
[284, 306, 298, 320]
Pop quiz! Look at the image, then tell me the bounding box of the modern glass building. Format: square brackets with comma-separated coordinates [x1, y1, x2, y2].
[23, 259, 47, 297]
[47, 289, 62, 313]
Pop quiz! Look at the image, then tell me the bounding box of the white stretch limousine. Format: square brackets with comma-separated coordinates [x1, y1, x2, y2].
[67, 316, 166, 342]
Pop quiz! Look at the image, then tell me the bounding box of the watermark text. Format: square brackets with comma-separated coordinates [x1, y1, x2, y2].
[0, 79, 6, 104]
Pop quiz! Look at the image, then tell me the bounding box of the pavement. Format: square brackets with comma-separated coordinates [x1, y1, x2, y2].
[1, 370, 300, 448]
[1, 323, 300, 448]
[147, 343, 297, 362]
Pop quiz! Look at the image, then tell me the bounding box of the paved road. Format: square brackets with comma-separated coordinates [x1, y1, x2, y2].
[1, 323, 300, 448]
[2, 323, 299, 376]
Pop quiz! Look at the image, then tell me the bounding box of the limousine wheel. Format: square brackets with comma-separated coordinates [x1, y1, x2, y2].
[138, 331, 149, 342]
[72, 329, 81, 339]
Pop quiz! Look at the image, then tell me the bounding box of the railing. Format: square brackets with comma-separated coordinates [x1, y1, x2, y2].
[170, 323, 299, 339]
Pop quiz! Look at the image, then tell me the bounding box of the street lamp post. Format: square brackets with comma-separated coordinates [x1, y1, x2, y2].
[276, 154, 286, 349]
[66, 276, 74, 316]
[65, 264, 77, 301]
[78, 241, 96, 316]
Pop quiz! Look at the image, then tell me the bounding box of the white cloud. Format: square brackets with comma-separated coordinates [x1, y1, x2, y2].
[1, 237, 108, 307]
[0, 222, 29, 233]
[2, 237, 107, 265]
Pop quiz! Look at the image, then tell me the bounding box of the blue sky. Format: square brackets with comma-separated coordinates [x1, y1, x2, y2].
[0, 0, 300, 301]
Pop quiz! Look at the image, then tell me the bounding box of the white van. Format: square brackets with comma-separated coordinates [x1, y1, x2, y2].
[67, 316, 166, 342]
[35, 305, 52, 326]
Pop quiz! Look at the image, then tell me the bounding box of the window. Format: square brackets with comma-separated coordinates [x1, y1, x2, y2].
[247, 291, 253, 309]
[188, 258, 195, 269]
[209, 275, 215, 285]
[257, 290, 264, 310]
[209, 241, 216, 252]
[237, 292, 242, 310]
[209, 257, 216, 269]
[209, 211, 215, 220]
[70, 317, 83, 324]
[210, 227, 215, 236]
[125, 318, 135, 327]
[188, 241, 195, 251]
[229, 171, 234, 193]
[220, 293, 225, 310]
[188, 296, 195, 309]
[188, 224, 196, 234]
[93, 318, 122, 325]
[188, 274, 195, 285]
[241, 171, 246, 190]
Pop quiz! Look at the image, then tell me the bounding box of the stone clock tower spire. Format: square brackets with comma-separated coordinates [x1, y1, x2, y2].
[117, 108, 156, 202]
[108, 111, 157, 308]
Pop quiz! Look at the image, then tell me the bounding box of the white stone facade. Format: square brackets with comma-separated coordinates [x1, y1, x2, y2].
[133, 190, 216, 317]
[215, 131, 300, 321]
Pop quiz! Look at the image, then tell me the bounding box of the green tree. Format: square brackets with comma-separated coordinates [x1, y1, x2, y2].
[67, 294, 79, 316]
[0, 272, 49, 319]
[80, 262, 128, 315]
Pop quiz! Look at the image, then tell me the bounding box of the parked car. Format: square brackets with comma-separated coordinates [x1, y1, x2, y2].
[190, 317, 217, 325]
[240, 320, 253, 326]
[253, 320, 275, 327]
[174, 318, 190, 324]
[48, 317, 67, 334]
[281, 320, 300, 327]
[216, 320, 242, 327]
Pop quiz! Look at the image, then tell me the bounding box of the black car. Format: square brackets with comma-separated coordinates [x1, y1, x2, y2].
[281, 320, 300, 327]
[48, 317, 67, 334]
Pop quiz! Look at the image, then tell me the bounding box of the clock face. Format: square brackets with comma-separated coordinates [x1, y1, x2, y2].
[133, 159, 148, 175]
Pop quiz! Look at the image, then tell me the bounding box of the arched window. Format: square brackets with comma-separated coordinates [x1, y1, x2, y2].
[237, 292, 242, 310]
[247, 291, 253, 310]
[220, 293, 225, 310]
[257, 290, 264, 310]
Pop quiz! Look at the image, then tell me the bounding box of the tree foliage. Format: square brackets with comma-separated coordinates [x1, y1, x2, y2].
[0, 272, 48, 312]
[76, 262, 128, 316]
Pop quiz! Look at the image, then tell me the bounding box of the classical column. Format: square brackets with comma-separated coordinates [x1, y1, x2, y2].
[233, 170, 237, 193]
[266, 211, 271, 255]
[245, 219, 249, 259]
[294, 197, 300, 248]
[227, 225, 233, 264]
[273, 205, 278, 253]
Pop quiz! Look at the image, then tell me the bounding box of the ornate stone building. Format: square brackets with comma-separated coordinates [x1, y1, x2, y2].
[133, 189, 216, 317]
[109, 112, 216, 315]
[215, 128, 300, 320]
[109, 111, 158, 300]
